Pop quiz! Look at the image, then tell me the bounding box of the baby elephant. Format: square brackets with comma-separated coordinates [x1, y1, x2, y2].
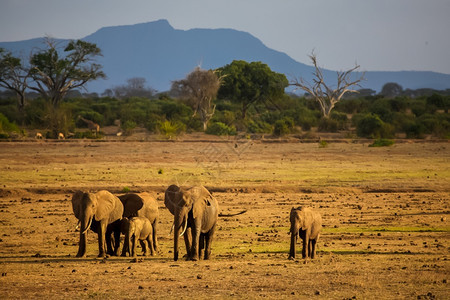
[121, 217, 155, 257]
[289, 206, 322, 259]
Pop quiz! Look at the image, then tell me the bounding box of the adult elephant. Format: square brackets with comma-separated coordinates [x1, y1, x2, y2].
[71, 190, 124, 258]
[119, 192, 159, 255]
[164, 185, 219, 261]
[289, 206, 322, 259]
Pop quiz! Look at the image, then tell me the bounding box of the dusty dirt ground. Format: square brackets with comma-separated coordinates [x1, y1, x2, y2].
[0, 138, 449, 299]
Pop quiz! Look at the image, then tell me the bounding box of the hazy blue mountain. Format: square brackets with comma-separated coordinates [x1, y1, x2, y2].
[1, 19, 449, 94]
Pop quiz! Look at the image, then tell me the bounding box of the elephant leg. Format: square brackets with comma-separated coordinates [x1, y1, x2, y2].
[183, 227, 192, 260]
[301, 238, 308, 259]
[204, 225, 216, 260]
[105, 228, 114, 256]
[302, 231, 310, 259]
[311, 239, 317, 259]
[190, 221, 201, 261]
[131, 235, 137, 257]
[121, 235, 129, 257]
[308, 240, 312, 258]
[113, 226, 121, 256]
[147, 235, 155, 256]
[199, 234, 205, 259]
[139, 239, 147, 256]
[97, 221, 108, 257]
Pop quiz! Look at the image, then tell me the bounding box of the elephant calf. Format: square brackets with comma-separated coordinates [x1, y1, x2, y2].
[289, 206, 322, 259]
[121, 216, 155, 257]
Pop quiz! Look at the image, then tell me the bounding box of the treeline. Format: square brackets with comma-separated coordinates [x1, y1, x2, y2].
[0, 89, 448, 139]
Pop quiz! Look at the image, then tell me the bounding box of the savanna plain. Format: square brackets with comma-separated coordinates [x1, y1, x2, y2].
[0, 138, 449, 299]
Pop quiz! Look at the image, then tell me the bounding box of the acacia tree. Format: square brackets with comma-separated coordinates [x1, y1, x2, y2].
[171, 67, 221, 130]
[380, 82, 403, 98]
[217, 60, 288, 119]
[29, 39, 105, 108]
[112, 77, 156, 99]
[0, 48, 30, 114]
[290, 52, 365, 118]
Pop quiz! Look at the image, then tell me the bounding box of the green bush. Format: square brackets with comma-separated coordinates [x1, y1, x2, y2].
[318, 118, 339, 132]
[0, 112, 20, 134]
[205, 122, 236, 136]
[122, 120, 137, 136]
[417, 114, 450, 137]
[212, 110, 236, 127]
[403, 122, 425, 139]
[369, 138, 395, 147]
[246, 119, 272, 134]
[318, 140, 328, 148]
[73, 131, 104, 139]
[157, 120, 185, 139]
[356, 114, 393, 138]
[273, 120, 289, 136]
[273, 117, 295, 136]
[331, 111, 349, 130]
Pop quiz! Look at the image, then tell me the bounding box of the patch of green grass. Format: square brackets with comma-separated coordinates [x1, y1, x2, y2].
[323, 226, 449, 233]
[318, 140, 328, 148]
[369, 138, 395, 147]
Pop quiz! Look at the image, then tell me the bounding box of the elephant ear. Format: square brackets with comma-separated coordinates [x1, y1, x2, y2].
[71, 190, 84, 220]
[191, 186, 211, 216]
[94, 190, 124, 223]
[164, 185, 181, 214]
[120, 193, 144, 218]
[301, 208, 313, 230]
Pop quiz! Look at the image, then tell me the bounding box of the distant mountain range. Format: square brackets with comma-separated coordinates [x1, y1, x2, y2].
[1, 19, 450, 94]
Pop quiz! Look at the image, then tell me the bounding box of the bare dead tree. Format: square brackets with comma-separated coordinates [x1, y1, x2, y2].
[171, 67, 222, 130]
[290, 52, 365, 118]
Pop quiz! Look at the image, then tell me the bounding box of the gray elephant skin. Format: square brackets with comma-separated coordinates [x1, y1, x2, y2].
[121, 216, 155, 257]
[289, 206, 322, 259]
[71, 190, 124, 257]
[164, 185, 219, 261]
[119, 192, 159, 255]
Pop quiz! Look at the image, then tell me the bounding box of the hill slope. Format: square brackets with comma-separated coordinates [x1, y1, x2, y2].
[1, 19, 449, 93]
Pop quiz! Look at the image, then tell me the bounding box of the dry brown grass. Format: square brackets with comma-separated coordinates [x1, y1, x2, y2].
[0, 139, 449, 299]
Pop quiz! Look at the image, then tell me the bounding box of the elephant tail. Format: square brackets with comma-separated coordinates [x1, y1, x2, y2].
[219, 210, 247, 217]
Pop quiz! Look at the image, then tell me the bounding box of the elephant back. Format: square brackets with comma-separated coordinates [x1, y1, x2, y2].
[136, 192, 159, 223]
[120, 192, 159, 222]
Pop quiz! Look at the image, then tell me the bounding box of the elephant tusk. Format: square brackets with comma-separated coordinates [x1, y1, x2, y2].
[75, 220, 80, 231]
[81, 217, 93, 235]
[169, 223, 175, 236]
[179, 217, 188, 237]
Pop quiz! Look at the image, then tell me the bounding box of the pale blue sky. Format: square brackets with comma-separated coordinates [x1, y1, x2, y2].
[1, 0, 449, 74]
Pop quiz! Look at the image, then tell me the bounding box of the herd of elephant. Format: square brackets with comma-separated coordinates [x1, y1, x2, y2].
[71, 185, 322, 261]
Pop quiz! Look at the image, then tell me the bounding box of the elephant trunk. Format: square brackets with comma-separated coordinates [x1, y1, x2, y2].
[173, 210, 187, 261]
[289, 222, 299, 259]
[127, 231, 133, 257]
[76, 214, 93, 258]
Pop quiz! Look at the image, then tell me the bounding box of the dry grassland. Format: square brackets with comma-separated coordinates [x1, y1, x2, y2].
[0, 139, 449, 299]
